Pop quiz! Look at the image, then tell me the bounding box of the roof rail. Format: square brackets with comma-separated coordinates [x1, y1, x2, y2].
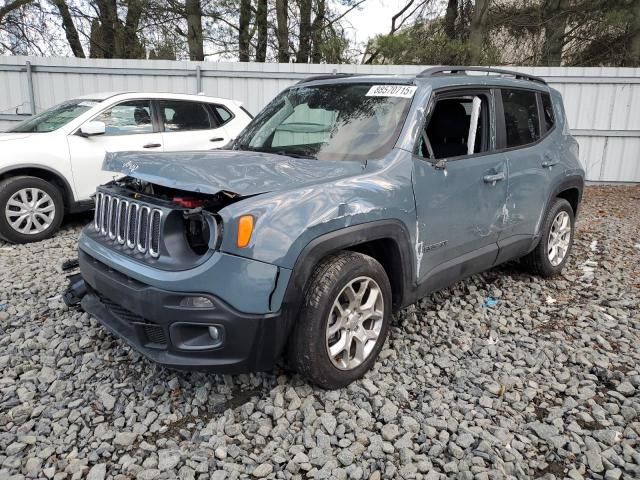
[296, 73, 359, 84]
[417, 66, 547, 85]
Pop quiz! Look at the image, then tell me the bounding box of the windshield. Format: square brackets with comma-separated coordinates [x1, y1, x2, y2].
[234, 83, 415, 161]
[8, 99, 100, 133]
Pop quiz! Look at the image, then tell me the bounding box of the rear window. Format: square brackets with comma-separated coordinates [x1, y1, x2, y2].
[501, 89, 540, 148]
[541, 93, 555, 132]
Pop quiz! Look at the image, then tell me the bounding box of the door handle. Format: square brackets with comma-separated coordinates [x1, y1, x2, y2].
[210, 137, 225, 142]
[483, 172, 506, 183]
[143, 143, 161, 148]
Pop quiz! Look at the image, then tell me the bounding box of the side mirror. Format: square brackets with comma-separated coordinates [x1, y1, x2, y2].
[79, 121, 106, 137]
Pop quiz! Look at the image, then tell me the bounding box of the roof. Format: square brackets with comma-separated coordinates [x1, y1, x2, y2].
[73, 91, 241, 104]
[295, 66, 550, 92]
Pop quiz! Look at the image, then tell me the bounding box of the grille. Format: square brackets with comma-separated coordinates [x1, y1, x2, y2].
[94, 191, 163, 258]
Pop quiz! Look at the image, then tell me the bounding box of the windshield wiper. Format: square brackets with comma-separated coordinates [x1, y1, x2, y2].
[238, 146, 316, 160]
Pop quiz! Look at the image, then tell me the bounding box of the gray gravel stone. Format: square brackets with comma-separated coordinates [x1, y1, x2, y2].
[0, 186, 639, 480]
[86, 464, 106, 480]
[252, 463, 273, 477]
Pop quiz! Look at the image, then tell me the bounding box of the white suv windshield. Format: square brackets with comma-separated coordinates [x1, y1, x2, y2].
[8, 99, 100, 133]
[235, 83, 414, 161]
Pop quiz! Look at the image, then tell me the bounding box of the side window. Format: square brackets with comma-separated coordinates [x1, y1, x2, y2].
[501, 89, 540, 147]
[160, 101, 214, 132]
[95, 100, 153, 136]
[418, 94, 489, 160]
[214, 105, 233, 125]
[541, 93, 555, 132]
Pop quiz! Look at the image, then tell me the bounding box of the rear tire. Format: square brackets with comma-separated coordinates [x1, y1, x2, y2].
[521, 198, 574, 278]
[0, 176, 64, 244]
[288, 251, 392, 389]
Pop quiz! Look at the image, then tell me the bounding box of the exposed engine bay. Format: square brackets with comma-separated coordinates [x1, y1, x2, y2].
[96, 176, 250, 259]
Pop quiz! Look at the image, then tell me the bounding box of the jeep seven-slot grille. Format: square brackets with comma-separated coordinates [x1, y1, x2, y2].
[94, 192, 163, 257]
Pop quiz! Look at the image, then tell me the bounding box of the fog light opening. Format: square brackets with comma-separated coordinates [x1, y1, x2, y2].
[208, 326, 222, 343]
[179, 296, 215, 308]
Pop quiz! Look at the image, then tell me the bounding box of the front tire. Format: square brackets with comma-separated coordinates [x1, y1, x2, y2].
[288, 251, 392, 389]
[0, 176, 64, 243]
[521, 198, 575, 277]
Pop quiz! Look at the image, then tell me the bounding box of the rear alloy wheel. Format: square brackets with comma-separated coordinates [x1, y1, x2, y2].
[288, 251, 392, 389]
[0, 176, 64, 243]
[521, 198, 574, 277]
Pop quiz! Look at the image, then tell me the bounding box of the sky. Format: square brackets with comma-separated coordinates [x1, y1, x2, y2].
[341, 0, 408, 45]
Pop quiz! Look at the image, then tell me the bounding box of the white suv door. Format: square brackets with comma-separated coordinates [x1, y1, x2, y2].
[67, 99, 163, 201]
[157, 100, 231, 151]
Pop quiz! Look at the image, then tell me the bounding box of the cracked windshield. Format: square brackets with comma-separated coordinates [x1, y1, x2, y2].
[235, 83, 415, 161]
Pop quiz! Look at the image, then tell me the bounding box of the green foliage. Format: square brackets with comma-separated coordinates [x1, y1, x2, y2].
[369, 20, 500, 65]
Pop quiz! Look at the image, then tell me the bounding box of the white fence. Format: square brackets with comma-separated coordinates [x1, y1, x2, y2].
[1, 56, 639, 183]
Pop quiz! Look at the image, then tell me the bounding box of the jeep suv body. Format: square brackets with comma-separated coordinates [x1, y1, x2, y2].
[76, 67, 584, 388]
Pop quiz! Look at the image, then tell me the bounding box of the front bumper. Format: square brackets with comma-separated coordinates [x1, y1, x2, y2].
[79, 250, 285, 373]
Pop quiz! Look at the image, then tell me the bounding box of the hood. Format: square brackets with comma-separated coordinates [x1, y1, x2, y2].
[0, 133, 32, 142]
[103, 150, 365, 196]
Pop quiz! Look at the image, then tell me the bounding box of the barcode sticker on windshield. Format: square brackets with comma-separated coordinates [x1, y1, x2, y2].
[366, 85, 417, 98]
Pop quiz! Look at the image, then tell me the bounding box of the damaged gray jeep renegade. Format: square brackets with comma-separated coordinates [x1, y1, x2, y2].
[74, 67, 584, 388]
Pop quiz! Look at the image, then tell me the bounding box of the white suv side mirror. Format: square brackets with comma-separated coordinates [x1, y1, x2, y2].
[79, 121, 106, 137]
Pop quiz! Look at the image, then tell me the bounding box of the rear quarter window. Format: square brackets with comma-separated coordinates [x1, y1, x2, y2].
[501, 89, 540, 148]
[541, 93, 555, 132]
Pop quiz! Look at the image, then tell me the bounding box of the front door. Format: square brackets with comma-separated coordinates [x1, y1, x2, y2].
[412, 89, 508, 293]
[67, 99, 163, 201]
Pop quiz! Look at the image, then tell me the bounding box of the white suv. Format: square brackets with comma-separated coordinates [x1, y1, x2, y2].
[0, 92, 252, 243]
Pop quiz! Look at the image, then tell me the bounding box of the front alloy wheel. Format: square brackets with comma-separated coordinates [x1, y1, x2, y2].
[288, 251, 392, 389]
[5, 188, 57, 235]
[0, 176, 64, 243]
[326, 276, 385, 370]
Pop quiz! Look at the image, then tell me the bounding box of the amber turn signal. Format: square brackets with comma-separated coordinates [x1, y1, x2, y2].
[237, 215, 254, 248]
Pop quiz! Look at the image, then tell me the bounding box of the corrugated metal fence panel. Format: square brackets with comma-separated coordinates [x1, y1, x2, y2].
[1, 56, 639, 182]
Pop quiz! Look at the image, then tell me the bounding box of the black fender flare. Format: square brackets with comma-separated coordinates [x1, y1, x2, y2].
[534, 173, 584, 242]
[274, 219, 416, 354]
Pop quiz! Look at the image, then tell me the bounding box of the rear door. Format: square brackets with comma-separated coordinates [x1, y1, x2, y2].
[496, 88, 555, 261]
[412, 88, 509, 291]
[158, 99, 231, 151]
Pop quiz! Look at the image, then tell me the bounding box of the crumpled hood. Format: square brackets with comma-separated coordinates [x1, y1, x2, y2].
[103, 150, 365, 196]
[0, 133, 32, 142]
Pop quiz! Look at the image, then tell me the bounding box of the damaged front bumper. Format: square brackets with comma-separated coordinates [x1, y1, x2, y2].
[76, 249, 287, 372]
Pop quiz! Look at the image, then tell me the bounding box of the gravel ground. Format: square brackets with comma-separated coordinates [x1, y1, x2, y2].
[1, 185, 639, 480]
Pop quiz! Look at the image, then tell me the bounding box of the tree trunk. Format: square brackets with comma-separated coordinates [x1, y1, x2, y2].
[0, 0, 31, 25]
[255, 0, 268, 62]
[52, 0, 85, 57]
[119, 0, 145, 59]
[276, 0, 289, 62]
[185, 0, 204, 60]
[238, 0, 251, 62]
[631, 0, 640, 66]
[541, 0, 568, 66]
[468, 0, 490, 64]
[297, 0, 312, 63]
[444, 0, 458, 39]
[91, 0, 118, 58]
[310, 0, 325, 63]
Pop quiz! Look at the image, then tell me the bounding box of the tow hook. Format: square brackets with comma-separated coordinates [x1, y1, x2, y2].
[61, 258, 87, 308]
[63, 273, 87, 308]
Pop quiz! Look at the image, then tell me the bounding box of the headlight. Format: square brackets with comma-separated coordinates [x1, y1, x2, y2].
[184, 211, 220, 255]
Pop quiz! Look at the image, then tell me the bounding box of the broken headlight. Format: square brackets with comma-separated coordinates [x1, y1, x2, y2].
[183, 211, 220, 255]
